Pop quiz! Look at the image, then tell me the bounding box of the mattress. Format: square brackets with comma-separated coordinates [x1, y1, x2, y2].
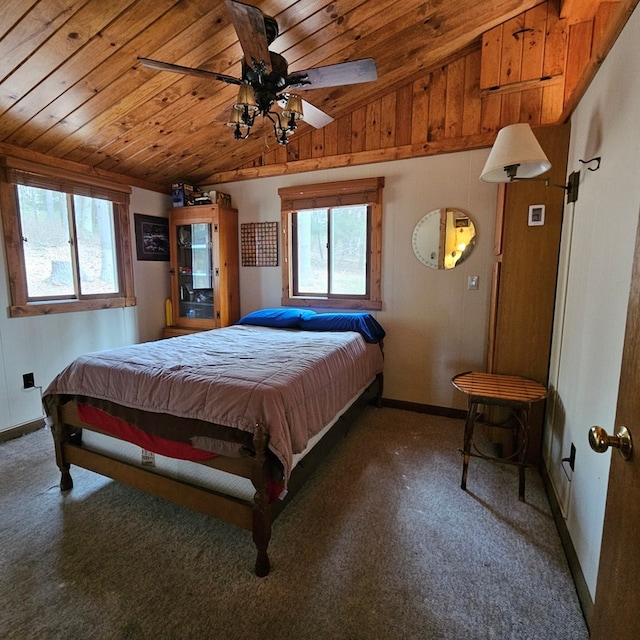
[79, 379, 372, 502]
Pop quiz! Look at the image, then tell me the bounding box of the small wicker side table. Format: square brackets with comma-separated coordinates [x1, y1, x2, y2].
[452, 371, 548, 501]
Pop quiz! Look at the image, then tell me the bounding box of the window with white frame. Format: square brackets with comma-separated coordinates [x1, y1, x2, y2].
[1, 157, 135, 317]
[279, 177, 384, 310]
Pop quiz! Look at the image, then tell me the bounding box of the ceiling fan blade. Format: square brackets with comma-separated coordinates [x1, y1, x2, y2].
[138, 58, 242, 85]
[289, 58, 378, 90]
[300, 100, 334, 129]
[225, 0, 272, 74]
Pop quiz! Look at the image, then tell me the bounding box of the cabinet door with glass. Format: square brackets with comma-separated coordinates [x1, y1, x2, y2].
[167, 205, 239, 332]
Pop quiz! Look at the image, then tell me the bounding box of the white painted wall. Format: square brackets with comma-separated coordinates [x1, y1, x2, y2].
[0, 186, 171, 433]
[206, 148, 497, 410]
[544, 4, 640, 599]
[130, 188, 173, 342]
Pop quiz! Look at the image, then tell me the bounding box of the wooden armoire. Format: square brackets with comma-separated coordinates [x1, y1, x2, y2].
[487, 124, 571, 462]
[163, 204, 240, 338]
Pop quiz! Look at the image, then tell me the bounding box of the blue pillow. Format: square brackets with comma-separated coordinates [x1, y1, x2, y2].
[236, 308, 316, 328]
[300, 312, 386, 343]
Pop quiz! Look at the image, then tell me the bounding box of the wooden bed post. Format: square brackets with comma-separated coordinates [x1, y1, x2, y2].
[251, 424, 272, 577]
[51, 410, 73, 491]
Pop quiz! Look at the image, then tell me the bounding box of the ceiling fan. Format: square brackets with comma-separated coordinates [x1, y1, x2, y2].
[139, 0, 378, 145]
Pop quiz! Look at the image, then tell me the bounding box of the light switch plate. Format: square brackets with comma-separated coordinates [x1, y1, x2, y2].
[528, 204, 545, 226]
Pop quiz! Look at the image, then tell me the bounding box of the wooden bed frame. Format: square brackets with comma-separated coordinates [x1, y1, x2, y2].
[50, 373, 383, 577]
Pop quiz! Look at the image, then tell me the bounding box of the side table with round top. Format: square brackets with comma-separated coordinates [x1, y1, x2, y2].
[451, 371, 548, 501]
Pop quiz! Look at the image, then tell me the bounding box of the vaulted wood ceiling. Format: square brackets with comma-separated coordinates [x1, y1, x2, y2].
[0, 1, 635, 192]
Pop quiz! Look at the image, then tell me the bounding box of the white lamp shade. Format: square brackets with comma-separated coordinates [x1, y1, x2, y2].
[480, 123, 552, 183]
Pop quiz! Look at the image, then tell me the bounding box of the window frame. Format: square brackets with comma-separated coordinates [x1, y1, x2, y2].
[279, 177, 384, 310]
[0, 156, 136, 317]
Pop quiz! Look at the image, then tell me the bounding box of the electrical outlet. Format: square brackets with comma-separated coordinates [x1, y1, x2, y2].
[23, 372, 35, 389]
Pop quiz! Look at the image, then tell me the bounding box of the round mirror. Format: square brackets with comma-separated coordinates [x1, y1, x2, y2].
[412, 208, 476, 269]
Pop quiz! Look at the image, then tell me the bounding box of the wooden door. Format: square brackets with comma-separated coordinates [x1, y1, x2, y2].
[590, 216, 640, 638]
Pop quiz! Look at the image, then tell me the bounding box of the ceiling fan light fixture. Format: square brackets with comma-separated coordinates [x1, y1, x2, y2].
[276, 129, 290, 146]
[282, 94, 303, 121]
[226, 108, 251, 140]
[141, 1, 377, 148]
[226, 108, 248, 128]
[234, 84, 259, 113]
[281, 93, 304, 135]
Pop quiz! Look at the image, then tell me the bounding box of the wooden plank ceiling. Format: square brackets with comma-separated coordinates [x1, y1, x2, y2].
[0, 0, 635, 191]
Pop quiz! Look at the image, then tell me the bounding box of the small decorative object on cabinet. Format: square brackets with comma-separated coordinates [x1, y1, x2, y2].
[163, 204, 240, 338]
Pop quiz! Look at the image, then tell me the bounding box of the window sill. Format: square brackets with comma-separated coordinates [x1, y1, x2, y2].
[9, 296, 136, 318]
[281, 297, 382, 311]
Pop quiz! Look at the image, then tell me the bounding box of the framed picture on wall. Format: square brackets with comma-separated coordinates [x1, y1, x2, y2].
[528, 204, 545, 227]
[134, 214, 170, 261]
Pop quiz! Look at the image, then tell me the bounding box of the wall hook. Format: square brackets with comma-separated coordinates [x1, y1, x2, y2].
[578, 157, 601, 172]
[512, 27, 534, 39]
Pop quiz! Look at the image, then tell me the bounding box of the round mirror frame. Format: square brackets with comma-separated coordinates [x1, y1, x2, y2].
[412, 208, 476, 270]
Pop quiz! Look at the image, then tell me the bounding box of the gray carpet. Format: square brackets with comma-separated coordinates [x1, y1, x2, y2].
[0, 407, 588, 639]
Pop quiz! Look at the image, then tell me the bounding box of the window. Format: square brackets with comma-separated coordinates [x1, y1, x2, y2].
[292, 205, 369, 296]
[1, 156, 135, 317]
[279, 177, 384, 310]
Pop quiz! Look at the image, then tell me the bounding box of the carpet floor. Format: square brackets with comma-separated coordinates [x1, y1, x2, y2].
[0, 407, 588, 639]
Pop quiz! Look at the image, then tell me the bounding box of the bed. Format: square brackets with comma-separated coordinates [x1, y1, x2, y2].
[43, 309, 385, 576]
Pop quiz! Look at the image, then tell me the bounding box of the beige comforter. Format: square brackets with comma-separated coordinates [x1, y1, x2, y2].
[44, 325, 384, 480]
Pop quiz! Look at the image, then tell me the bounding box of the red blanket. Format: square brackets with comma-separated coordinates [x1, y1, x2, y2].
[77, 403, 217, 462]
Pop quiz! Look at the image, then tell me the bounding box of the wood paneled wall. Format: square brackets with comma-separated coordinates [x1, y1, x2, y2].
[211, 1, 622, 184]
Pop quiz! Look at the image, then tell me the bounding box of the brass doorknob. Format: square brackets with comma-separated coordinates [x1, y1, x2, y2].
[589, 425, 633, 460]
